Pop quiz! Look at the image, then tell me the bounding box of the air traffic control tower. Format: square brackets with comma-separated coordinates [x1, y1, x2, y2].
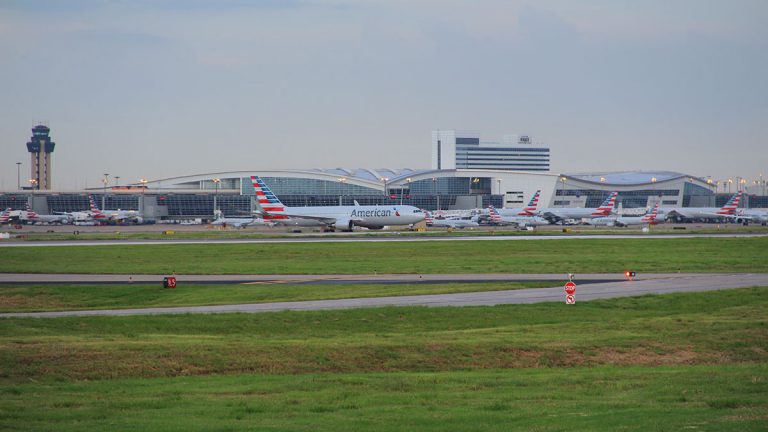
[26, 125, 56, 190]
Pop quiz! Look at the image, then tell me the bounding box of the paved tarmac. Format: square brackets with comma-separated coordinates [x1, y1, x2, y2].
[1, 232, 767, 247]
[2, 272, 766, 319]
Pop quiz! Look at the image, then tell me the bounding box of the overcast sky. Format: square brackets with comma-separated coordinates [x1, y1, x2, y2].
[1, 0, 766, 190]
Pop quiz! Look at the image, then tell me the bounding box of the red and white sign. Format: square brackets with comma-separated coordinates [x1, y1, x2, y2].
[565, 294, 575, 305]
[564, 281, 576, 295]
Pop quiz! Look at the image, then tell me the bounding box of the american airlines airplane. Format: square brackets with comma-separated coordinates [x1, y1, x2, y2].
[21, 203, 72, 224]
[0, 208, 11, 224]
[591, 202, 661, 227]
[210, 211, 273, 228]
[734, 208, 768, 225]
[536, 191, 619, 223]
[492, 190, 542, 217]
[488, 206, 549, 228]
[251, 176, 425, 231]
[664, 191, 742, 221]
[424, 211, 479, 228]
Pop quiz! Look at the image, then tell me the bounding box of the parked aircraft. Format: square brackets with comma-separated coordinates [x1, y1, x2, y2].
[425, 211, 479, 228]
[21, 203, 72, 224]
[492, 190, 542, 217]
[90, 197, 143, 223]
[591, 202, 661, 227]
[210, 211, 273, 228]
[55, 196, 107, 222]
[251, 176, 424, 231]
[0, 208, 11, 224]
[734, 208, 768, 225]
[664, 191, 742, 221]
[536, 191, 618, 223]
[488, 206, 549, 228]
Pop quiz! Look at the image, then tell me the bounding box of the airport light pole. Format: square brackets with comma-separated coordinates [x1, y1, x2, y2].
[212, 178, 221, 215]
[102, 173, 109, 210]
[559, 177, 566, 207]
[139, 178, 148, 214]
[432, 177, 438, 211]
[338, 177, 346, 206]
[727, 178, 733, 194]
[401, 178, 411, 205]
[16, 162, 21, 190]
[381, 177, 389, 203]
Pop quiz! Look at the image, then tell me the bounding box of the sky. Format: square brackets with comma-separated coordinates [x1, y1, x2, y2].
[1, 0, 766, 190]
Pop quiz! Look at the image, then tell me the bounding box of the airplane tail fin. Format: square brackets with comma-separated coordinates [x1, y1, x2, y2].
[519, 190, 541, 216]
[0, 208, 10, 223]
[88, 195, 105, 218]
[488, 205, 503, 224]
[423, 210, 434, 226]
[25, 203, 38, 219]
[717, 191, 742, 215]
[592, 191, 618, 216]
[250, 176, 288, 220]
[642, 202, 660, 224]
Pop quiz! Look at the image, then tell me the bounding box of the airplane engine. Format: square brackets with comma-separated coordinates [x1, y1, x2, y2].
[134, 217, 144, 224]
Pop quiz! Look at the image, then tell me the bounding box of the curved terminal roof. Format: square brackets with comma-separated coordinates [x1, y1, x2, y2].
[563, 171, 702, 186]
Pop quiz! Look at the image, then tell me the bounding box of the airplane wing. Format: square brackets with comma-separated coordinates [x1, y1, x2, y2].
[539, 211, 565, 223]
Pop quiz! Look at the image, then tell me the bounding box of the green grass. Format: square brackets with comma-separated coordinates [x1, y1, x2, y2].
[2, 237, 767, 274]
[2, 287, 765, 383]
[1, 365, 766, 431]
[0, 281, 554, 312]
[1, 288, 766, 430]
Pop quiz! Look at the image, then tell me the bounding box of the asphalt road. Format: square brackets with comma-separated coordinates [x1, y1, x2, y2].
[1, 233, 767, 247]
[2, 272, 765, 319]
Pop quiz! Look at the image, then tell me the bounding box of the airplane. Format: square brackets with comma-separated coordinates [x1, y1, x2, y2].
[733, 208, 768, 225]
[0, 208, 11, 224]
[664, 191, 742, 222]
[55, 196, 107, 222]
[251, 176, 425, 231]
[21, 203, 72, 224]
[425, 211, 479, 228]
[536, 191, 618, 223]
[488, 205, 549, 228]
[491, 190, 542, 217]
[87, 196, 143, 223]
[210, 211, 273, 228]
[591, 202, 661, 227]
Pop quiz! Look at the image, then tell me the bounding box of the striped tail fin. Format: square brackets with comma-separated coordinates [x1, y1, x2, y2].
[488, 205, 503, 224]
[25, 203, 38, 219]
[250, 176, 288, 220]
[717, 191, 742, 215]
[592, 191, 618, 216]
[0, 208, 11, 223]
[519, 190, 541, 216]
[423, 210, 434, 226]
[641, 202, 660, 224]
[88, 196, 105, 219]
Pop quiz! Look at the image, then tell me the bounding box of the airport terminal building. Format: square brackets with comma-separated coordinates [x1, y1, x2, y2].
[1, 168, 752, 222]
[3, 126, 761, 222]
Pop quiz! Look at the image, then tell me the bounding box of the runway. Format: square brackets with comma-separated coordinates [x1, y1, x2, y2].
[0, 232, 767, 247]
[2, 272, 766, 319]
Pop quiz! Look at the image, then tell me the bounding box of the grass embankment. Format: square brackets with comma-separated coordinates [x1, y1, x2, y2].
[0, 281, 554, 312]
[2, 237, 767, 274]
[2, 288, 765, 382]
[2, 365, 765, 431]
[1, 288, 766, 430]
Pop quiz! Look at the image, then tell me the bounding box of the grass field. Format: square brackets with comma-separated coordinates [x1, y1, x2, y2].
[0, 281, 553, 312]
[2, 365, 765, 431]
[1, 287, 766, 430]
[1, 237, 767, 274]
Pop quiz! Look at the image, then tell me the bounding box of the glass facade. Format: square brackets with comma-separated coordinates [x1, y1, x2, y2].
[555, 189, 681, 208]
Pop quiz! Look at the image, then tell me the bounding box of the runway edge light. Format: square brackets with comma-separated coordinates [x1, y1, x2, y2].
[625, 271, 636, 279]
